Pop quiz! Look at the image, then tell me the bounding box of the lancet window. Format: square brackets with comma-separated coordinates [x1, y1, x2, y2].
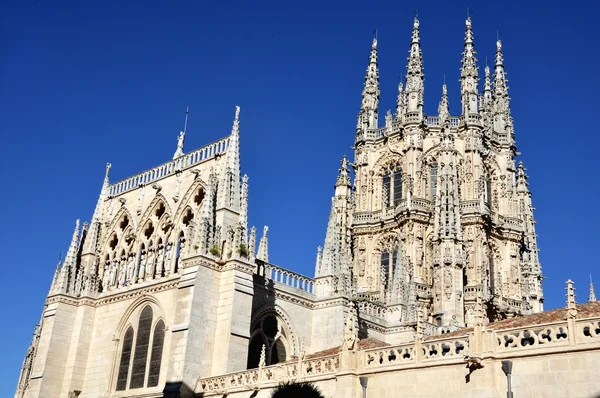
[430, 163, 438, 199]
[116, 305, 165, 391]
[381, 163, 403, 208]
[246, 313, 291, 369]
[380, 248, 398, 288]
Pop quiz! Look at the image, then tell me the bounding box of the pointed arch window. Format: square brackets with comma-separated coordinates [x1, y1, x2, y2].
[430, 164, 438, 199]
[246, 314, 290, 369]
[486, 178, 492, 207]
[115, 306, 165, 391]
[382, 166, 403, 208]
[381, 251, 390, 287]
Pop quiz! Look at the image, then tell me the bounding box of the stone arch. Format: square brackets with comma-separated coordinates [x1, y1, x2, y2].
[373, 232, 400, 254]
[111, 296, 168, 392]
[135, 194, 173, 237]
[250, 305, 298, 359]
[173, 178, 207, 223]
[373, 154, 404, 177]
[100, 205, 137, 253]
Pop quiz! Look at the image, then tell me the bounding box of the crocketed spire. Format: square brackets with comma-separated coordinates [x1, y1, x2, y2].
[356, 37, 380, 141]
[405, 17, 424, 117]
[460, 17, 479, 115]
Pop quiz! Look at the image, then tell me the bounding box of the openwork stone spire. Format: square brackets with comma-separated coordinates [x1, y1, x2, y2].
[481, 65, 493, 116]
[493, 40, 511, 129]
[460, 17, 479, 115]
[356, 37, 380, 141]
[405, 17, 424, 117]
[590, 275, 597, 302]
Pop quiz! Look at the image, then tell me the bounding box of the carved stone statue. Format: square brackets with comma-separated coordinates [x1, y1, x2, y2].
[126, 255, 136, 284]
[156, 245, 165, 278]
[138, 251, 147, 282]
[164, 242, 173, 274]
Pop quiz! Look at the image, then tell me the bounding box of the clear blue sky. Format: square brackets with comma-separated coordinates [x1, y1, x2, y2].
[1, 0, 598, 394]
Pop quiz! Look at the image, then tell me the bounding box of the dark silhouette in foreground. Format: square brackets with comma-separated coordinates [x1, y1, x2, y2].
[269, 381, 325, 398]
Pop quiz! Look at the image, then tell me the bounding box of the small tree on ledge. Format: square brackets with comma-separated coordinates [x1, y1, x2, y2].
[237, 243, 249, 258]
[269, 381, 324, 398]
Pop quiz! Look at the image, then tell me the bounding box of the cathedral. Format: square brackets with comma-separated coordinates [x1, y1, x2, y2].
[15, 16, 600, 398]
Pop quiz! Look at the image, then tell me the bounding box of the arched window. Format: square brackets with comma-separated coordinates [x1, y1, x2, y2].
[430, 163, 438, 199]
[486, 178, 492, 207]
[116, 327, 134, 391]
[380, 248, 399, 289]
[382, 166, 403, 208]
[116, 305, 165, 391]
[246, 314, 291, 369]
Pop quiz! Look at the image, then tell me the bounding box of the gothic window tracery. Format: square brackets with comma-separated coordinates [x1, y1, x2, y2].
[246, 313, 291, 369]
[115, 305, 166, 391]
[380, 161, 403, 208]
[430, 163, 438, 199]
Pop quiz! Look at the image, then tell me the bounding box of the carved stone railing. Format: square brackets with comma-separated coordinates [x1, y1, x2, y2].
[197, 354, 339, 393]
[356, 300, 387, 319]
[410, 198, 432, 212]
[364, 334, 470, 369]
[353, 291, 381, 302]
[108, 136, 230, 197]
[495, 321, 570, 352]
[353, 210, 382, 225]
[260, 263, 315, 294]
[196, 315, 600, 395]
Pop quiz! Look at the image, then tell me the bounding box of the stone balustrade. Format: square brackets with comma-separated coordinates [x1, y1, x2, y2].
[197, 354, 339, 393]
[108, 136, 230, 197]
[261, 263, 315, 294]
[195, 315, 600, 395]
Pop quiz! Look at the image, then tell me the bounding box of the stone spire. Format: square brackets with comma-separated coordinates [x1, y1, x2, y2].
[316, 156, 352, 283]
[82, 163, 111, 256]
[492, 40, 510, 131]
[248, 226, 257, 262]
[566, 279, 578, 319]
[438, 84, 450, 125]
[217, 106, 242, 210]
[460, 17, 479, 115]
[356, 37, 380, 141]
[239, 174, 249, 245]
[57, 220, 81, 294]
[396, 80, 406, 119]
[590, 275, 597, 302]
[481, 64, 493, 116]
[516, 161, 543, 312]
[405, 16, 424, 118]
[256, 226, 269, 262]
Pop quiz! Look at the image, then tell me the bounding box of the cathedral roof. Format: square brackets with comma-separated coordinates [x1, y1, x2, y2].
[431, 301, 600, 340]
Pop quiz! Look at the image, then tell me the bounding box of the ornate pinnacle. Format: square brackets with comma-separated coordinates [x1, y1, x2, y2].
[257, 226, 269, 262]
[460, 17, 479, 115]
[336, 155, 351, 187]
[356, 37, 380, 139]
[590, 275, 597, 302]
[438, 84, 450, 124]
[405, 16, 424, 114]
[566, 279, 578, 319]
[493, 40, 510, 116]
[396, 80, 406, 118]
[516, 161, 529, 192]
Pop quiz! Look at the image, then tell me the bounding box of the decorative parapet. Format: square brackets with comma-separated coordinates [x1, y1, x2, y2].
[196, 354, 339, 394]
[257, 261, 315, 295]
[195, 315, 600, 395]
[108, 136, 230, 197]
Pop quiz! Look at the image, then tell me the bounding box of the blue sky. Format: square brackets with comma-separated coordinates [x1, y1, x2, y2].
[1, 0, 598, 394]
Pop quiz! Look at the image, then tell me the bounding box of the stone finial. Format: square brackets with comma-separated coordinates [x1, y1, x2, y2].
[566, 279, 578, 319]
[341, 301, 358, 351]
[356, 33, 380, 140]
[590, 275, 597, 302]
[256, 226, 269, 262]
[335, 155, 351, 188]
[258, 344, 266, 368]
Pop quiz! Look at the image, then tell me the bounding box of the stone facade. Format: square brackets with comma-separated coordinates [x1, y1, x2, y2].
[14, 16, 597, 398]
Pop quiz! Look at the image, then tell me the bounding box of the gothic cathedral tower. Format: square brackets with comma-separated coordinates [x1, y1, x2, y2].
[317, 17, 543, 330]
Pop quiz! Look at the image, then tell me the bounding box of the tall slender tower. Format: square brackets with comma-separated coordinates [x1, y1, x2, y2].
[317, 16, 543, 331]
